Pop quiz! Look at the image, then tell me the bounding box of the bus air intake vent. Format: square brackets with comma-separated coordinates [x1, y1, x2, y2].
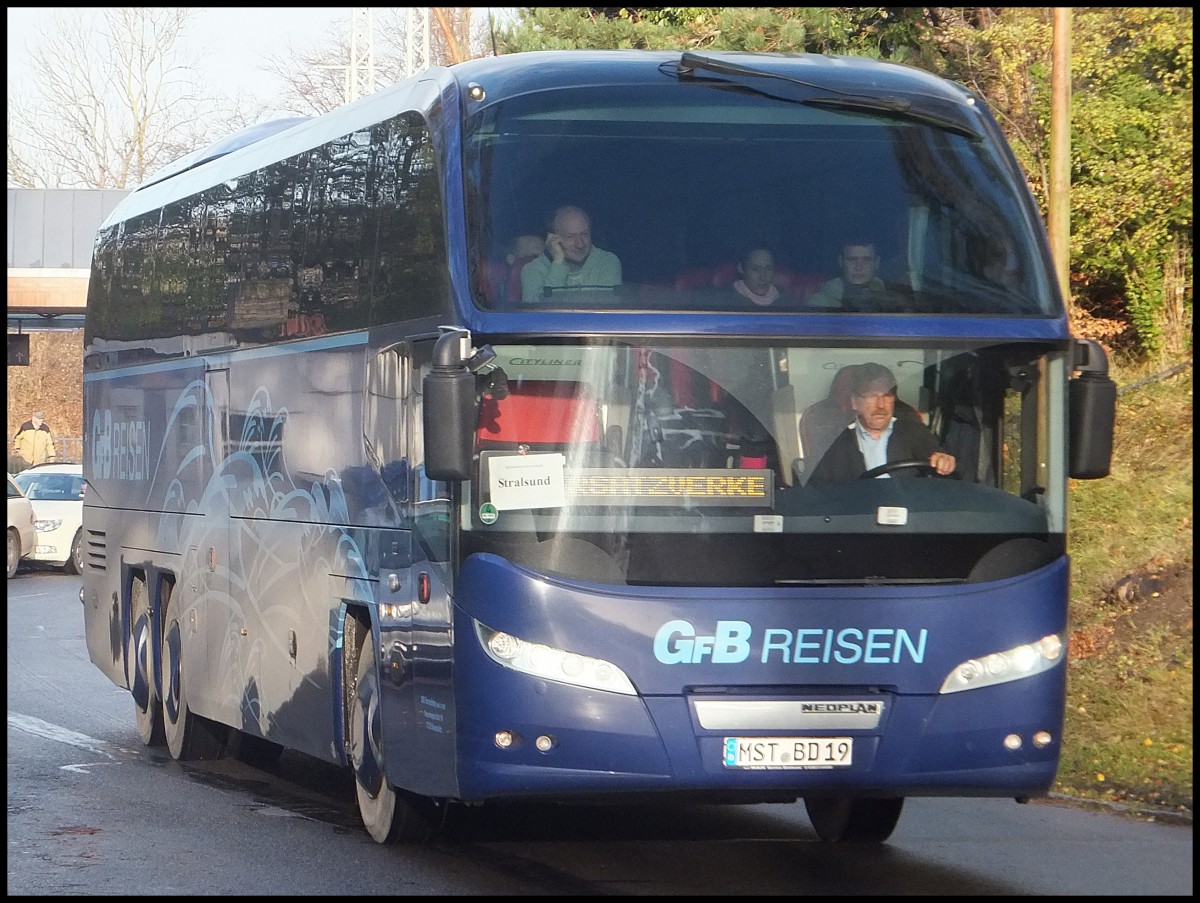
[84, 529, 107, 573]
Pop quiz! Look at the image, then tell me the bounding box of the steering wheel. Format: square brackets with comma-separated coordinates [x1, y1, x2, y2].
[860, 459, 938, 479]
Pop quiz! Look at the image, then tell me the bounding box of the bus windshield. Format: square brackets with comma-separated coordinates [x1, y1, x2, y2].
[461, 339, 1067, 586]
[464, 82, 1054, 316]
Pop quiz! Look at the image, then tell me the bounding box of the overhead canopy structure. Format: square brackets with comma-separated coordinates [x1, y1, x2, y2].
[7, 188, 130, 330]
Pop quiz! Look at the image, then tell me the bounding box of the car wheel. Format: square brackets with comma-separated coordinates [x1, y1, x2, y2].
[66, 529, 84, 575]
[6, 528, 20, 580]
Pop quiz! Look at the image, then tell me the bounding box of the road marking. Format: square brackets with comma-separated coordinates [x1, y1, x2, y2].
[62, 762, 123, 774]
[7, 712, 115, 758]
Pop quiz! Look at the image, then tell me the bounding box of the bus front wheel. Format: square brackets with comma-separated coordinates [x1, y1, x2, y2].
[349, 636, 440, 844]
[804, 796, 904, 843]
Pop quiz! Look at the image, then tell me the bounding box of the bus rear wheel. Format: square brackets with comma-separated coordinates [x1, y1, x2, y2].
[161, 583, 227, 760]
[128, 575, 165, 746]
[349, 635, 440, 844]
[804, 796, 904, 843]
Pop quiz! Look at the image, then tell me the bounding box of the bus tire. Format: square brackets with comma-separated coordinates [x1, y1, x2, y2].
[161, 582, 227, 760]
[803, 796, 904, 843]
[349, 635, 439, 844]
[128, 575, 165, 746]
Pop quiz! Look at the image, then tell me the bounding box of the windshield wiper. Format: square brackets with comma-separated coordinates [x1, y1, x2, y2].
[675, 51, 833, 93]
[669, 52, 979, 139]
[799, 95, 977, 139]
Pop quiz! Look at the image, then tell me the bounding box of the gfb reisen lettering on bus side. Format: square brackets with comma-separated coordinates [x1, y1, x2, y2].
[653, 619, 928, 665]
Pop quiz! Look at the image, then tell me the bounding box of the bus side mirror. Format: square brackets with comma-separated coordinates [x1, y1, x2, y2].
[1068, 339, 1116, 480]
[423, 329, 478, 482]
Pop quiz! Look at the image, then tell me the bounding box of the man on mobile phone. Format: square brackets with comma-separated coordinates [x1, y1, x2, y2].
[520, 205, 622, 302]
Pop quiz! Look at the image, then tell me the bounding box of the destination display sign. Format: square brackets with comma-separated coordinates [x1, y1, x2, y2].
[565, 467, 773, 507]
[480, 455, 774, 510]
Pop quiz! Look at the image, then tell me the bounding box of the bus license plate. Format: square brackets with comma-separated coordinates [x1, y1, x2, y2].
[723, 737, 853, 769]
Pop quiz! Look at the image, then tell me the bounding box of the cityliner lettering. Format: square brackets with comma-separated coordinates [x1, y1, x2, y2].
[507, 357, 584, 367]
[653, 619, 928, 665]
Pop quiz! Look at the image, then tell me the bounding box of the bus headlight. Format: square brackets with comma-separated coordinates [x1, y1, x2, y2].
[939, 634, 1064, 694]
[475, 622, 637, 695]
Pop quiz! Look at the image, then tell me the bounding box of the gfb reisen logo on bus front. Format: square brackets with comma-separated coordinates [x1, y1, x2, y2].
[653, 619, 928, 665]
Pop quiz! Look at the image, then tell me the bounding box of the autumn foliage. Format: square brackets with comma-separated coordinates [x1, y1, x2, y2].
[6, 331, 85, 460]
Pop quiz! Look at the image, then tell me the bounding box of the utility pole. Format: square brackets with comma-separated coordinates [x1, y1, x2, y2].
[349, 8, 377, 102]
[1048, 8, 1072, 309]
[317, 8, 378, 105]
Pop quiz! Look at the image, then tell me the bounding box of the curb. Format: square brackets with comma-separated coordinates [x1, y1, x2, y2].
[1043, 791, 1193, 827]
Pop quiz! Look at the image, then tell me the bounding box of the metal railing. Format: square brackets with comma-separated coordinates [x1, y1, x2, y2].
[8, 437, 83, 472]
[56, 437, 84, 464]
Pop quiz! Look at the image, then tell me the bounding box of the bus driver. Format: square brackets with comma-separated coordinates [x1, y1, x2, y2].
[808, 362, 956, 483]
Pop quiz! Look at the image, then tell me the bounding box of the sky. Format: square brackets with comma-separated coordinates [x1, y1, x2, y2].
[8, 8, 517, 99]
[7, 7, 352, 104]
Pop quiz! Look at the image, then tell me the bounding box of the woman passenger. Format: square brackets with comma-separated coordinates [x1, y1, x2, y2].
[730, 244, 781, 307]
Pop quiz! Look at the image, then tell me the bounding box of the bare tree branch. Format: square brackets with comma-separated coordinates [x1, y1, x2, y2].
[262, 8, 489, 117]
[7, 8, 235, 189]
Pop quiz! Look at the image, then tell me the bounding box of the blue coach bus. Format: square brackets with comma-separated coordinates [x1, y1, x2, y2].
[81, 50, 1115, 844]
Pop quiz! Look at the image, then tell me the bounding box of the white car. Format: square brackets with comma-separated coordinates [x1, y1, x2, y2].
[7, 473, 37, 578]
[13, 463, 86, 574]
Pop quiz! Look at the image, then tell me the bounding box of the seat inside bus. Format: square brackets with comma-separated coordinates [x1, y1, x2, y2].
[477, 379, 608, 463]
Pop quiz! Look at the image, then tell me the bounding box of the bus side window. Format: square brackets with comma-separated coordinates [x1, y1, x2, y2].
[365, 347, 409, 504]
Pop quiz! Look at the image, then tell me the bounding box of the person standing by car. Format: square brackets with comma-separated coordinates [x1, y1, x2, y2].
[12, 410, 57, 472]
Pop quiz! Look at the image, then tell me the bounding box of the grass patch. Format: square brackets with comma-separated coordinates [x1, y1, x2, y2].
[1056, 358, 1193, 817]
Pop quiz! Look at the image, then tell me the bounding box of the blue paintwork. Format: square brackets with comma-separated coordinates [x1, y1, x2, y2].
[447, 551, 1066, 799]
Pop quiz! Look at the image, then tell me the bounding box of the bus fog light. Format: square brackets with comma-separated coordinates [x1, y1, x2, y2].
[535, 734, 555, 752]
[1003, 733, 1022, 750]
[494, 730, 516, 749]
[1032, 730, 1053, 749]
